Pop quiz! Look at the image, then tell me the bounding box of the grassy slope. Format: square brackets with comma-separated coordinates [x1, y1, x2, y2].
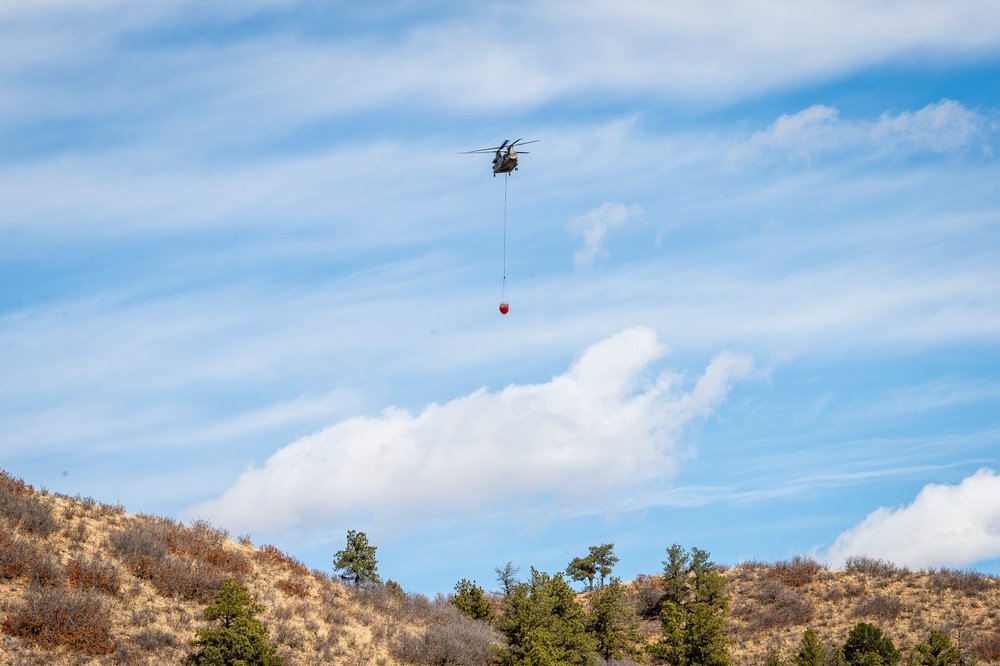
[1, 470, 998, 665]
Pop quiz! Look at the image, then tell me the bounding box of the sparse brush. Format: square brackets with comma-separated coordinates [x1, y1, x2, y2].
[66, 555, 122, 596]
[132, 626, 181, 651]
[0, 488, 57, 537]
[0, 530, 62, 586]
[843, 555, 898, 578]
[926, 567, 996, 596]
[255, 543, 310, 576]
[851, 594, 903, 622]
[276, 577, 310, 598]
[1, 585, 116, 655]
[769, 555, 823, 588]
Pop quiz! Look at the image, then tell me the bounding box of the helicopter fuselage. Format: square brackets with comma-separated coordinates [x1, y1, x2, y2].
[492, 147, 519, 175]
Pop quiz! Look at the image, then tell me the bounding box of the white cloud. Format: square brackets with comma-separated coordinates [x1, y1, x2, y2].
[568, 202, 643, 266]
[189, 327, 755, 535]
[825, 468, 1000, 569]
[728, 100, 987, 164]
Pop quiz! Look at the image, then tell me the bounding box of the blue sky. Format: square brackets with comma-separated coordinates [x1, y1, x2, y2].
[2, 1, 1000, 595]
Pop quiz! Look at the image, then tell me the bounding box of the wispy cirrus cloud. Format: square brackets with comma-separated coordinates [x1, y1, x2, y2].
[568, 202, 643, 267]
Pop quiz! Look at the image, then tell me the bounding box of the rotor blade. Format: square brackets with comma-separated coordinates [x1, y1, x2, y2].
[511, 139, 539, 147]
[498, 139, 509, 150]
[459, 146, 503, 154]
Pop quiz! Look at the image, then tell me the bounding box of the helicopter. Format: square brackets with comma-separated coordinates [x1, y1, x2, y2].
[460, 138, 539, 176]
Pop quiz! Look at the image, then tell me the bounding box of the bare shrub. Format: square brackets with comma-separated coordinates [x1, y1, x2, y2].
[276, 577, 310, 598]
[0, 531, 62, 586]
[109, 518, 247, 601]
[357, 584, 435, 624]
[625, 573, 664, 619]
[769, 555, 823, 588]
[735, 579, 814, 631]
[390, 601, 500, 666]
[844, 555, 898, 578]
[1, 586, 116, 655]
[67, 555, 122, 596]
[926, 568, 996, 596]
[0, 469, 34, 495]
[254, 543, 310, 576]
[146, 557, 224, 602]
[851, 594, 903, 622]
[970, 631, 1000, 662]
[109, 523, 168, 568]
[133, 627, 181, 651]
[0, 487, 57, 537]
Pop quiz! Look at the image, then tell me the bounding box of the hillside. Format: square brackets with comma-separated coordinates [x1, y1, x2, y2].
[2, 469, 999, 665]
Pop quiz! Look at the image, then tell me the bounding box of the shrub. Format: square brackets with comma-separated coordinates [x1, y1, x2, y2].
[0, 469, 34, 495]
[735, 579, 813, 630]
[390, 602, 501, 666]
[969, 631, 1000, 662]
[851, 594, 902, 622]
[1, 586, 116, 655]
[0, 530, 62, 586]
[276, 577, 310, 598]
[133, 627, 181, 651]
[844, 556, 898, 578]
[926, 568, 996, 596]
[254, 544, 310, 576]
[109, 518, 249, 602]
[0, 487, 57, 537]
[625, 573, 664, 619]
[67, 555, 122, 596]
[770, 556, 823, 588]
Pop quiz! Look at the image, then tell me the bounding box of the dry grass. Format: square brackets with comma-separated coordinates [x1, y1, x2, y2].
[2, 468, 998, 665]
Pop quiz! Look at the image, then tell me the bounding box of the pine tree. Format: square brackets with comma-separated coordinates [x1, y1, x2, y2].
[912, 631, 961, 666]
[495, 568, 597, 666]
[453, 578, 493, 622]
[796, 628, 826, 666]
[332, 529, 379, 587]
[647, 544, 732, 666]
[565, 555, 597, 591]
[192, 578, 283, 666]
[843, 622, 900, 666]
[588, 543, 619, 589]
[586, 577, 644, 662]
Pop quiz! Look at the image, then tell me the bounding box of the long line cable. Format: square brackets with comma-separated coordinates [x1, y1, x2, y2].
[501, 173, 508, 303]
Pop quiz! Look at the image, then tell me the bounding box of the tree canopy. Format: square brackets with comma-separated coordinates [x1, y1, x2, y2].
[192, 577, 284, 666]
[332, 529, 380, 587]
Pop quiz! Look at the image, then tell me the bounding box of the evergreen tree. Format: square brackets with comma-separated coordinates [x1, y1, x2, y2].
[453, 578, 493, 622]
[843, 623, 900, 666]
[495, 568, 597, 666]
[912, 631, 961, 666]
[586, 577, 644, 662]
[825, 645, 848, 666]
[565, 555, 597, 591]
[765, 648, 785, 666]
[588, 544, 619, 589]
[647, 544, 732, 666]
[192, 577, 283, 666]
[332, 529, 379, 587]
[795, 628, 826, 666]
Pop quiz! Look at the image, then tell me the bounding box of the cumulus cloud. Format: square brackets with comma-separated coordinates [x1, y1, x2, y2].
[568, 202, 643, 267]
[728, 100, 987, 164]
[825, 468, 1000, 569]
[190, 327, 754, 535]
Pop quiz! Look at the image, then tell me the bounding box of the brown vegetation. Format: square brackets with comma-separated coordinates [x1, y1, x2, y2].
[1, 469, 999, 665]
